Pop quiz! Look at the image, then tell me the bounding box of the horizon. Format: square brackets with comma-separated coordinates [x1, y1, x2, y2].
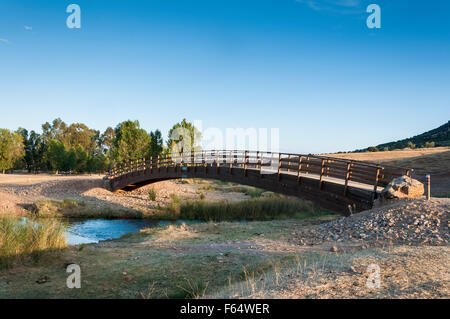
[1, 0, 449, 153]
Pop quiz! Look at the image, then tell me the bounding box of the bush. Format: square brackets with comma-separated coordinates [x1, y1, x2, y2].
[367, 146, 378, 152]
[148, 188, 157, 201]
[424, 141, 435, 148]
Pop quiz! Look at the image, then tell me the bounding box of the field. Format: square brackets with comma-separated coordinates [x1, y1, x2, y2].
[0, 211, 448, 298]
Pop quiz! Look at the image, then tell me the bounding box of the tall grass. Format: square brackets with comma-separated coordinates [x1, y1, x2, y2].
[0, 217, 67, 269]
[179, 198, 328, 221]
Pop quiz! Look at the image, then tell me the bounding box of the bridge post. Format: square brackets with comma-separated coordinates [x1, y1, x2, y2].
[167, 153, 170, 173]
[260, 152, 263, 177]
[256, 151, 260, 170]
[277, 153, 282, 181]
[319, 159, 325, 190]
[244, 151, 248, 177]
[344, 161, 352, 196]
[216, 151, 220, 174]
[297, 155, 303, 184]
[157, 155, 160, 172]
[373, 166, 381, 195]
[150, 156, 153, 174]
[229, 151, 233, 175]
[287, 154, 291, 172]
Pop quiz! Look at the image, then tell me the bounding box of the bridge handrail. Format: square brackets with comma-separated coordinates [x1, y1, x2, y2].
[106, 149, 412, 190]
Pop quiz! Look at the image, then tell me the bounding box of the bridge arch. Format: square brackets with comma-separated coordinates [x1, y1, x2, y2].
[105, 150, 411, 215]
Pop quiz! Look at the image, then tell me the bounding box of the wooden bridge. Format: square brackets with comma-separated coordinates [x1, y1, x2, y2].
[105, 150, 412, 215]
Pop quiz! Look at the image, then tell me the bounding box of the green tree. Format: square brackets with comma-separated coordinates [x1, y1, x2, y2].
[61, 123, 99, 153]
[74, 145, 88, 173]
[17, 128, 46, 172]
[42, 118, 67, 143]
[166, 119, 202, 155]
[149, 129, 163, 157]
[0, 129, 25, 174]
[112, 120, 151, 164]
[87, 152, 108, 173]
[46, 140, 67, 174]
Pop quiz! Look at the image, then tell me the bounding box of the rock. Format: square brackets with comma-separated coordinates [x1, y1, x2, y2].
[330, 246, 338, 253]
[381, 176, 424, 199]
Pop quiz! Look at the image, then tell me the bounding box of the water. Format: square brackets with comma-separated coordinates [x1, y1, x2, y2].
[64, 219, 200, 245]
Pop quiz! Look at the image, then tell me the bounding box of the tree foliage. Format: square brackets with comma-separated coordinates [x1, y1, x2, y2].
[166, 118, 202, 155]
[0, 118, 201, 174]
[112, 120, 151, 164]
[0, 129, 24, 173]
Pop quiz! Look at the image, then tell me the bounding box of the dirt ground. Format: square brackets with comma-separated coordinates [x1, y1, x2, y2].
[0, 174, 248, 217]
[0, 205, 448, 299]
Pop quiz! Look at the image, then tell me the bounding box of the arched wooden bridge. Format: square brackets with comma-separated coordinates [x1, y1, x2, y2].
[105, 150, 412, 215]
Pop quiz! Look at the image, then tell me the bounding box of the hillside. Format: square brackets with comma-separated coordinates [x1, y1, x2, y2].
[374, 120, 450, 151]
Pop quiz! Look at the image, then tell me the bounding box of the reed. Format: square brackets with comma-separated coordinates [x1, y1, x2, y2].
[0, 217, 67, 269]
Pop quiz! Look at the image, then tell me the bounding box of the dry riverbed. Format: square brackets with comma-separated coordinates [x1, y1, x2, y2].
[0, 174, 250, 218]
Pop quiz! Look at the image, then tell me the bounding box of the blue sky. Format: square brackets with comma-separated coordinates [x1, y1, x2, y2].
[0, 0, 449, 153]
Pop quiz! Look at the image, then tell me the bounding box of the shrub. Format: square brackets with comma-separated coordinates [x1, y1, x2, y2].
[424, 141, 435, 148]
[148, 188, 157, 201]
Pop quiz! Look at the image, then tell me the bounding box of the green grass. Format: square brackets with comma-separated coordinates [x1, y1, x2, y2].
[199, 181, 267, 198]
[0, 217, 67, 269]
[178, 197, 330, 221]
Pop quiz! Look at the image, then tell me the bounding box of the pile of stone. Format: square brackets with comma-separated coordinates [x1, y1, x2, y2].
[295, 198, 449, 246]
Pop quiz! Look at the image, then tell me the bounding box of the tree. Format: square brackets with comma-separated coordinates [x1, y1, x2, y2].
[0, 129, 25, 174]
[367, 146, 378, 152]
[17, 128, 46, 172]
[42, 118, 67, 143]
[45, 140, 67, 174]
[60, 123, 99, 153]
[166, 119, 201, 155]
[100, 127, 115, 154]
[73, 145, 88, 173]
[112, 120, 151, 164]
[149, 129, 163, 157]
[406, 141, 416, 149]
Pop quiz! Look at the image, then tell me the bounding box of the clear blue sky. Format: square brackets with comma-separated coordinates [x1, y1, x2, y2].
[0, 0, 449, 153]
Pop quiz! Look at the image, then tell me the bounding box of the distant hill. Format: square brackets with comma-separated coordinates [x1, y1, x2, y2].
[360, 120, 450, 152]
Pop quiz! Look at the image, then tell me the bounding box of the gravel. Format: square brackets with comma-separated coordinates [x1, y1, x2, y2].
[295, 198, 449, 246]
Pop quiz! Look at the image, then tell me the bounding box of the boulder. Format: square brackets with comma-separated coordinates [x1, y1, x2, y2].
[381, 175, 424, 199]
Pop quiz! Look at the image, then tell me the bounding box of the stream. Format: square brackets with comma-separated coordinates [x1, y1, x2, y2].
[64, 219, 200, 245]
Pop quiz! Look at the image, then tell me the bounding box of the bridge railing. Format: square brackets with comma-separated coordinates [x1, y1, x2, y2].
[106, 150, 412, 192]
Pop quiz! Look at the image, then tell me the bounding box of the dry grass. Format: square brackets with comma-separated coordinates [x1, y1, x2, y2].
[211, 245, 450, 299]
[327, 147, 450, 173]
[0, 217, 67, 269]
